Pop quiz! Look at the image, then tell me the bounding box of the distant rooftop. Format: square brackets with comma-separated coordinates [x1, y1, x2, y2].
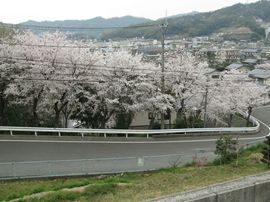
[242, 49, 259, 53]
[225, 63, 243, 70]
[249, 68, 270, 79]
[243, 58, 258, 64]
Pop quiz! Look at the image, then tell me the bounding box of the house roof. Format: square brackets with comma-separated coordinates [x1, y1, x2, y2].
[243, 58, 258, 64]
[248, 68, 270, 79]
[225, 63, 244, 70]
[243, 49, 259, 53]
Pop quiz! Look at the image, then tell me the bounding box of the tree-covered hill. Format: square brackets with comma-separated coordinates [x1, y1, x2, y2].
[20, 16, 152, 39]
[102, 1, 270, 41]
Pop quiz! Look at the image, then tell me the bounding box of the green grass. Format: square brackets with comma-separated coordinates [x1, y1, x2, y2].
[0, 178, 96, 201]
[230, 113, 248, 127]
[0, 144, 268, 202]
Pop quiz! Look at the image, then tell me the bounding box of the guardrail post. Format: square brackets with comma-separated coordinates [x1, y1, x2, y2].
[126, 133, 128, 138]
[35, 131, 37, 137]
[184, 131, 186, 135]
[81, 133, 84, 138]
[147, 134, 149, 139]
[10, 130, 13, 136]
[104, 133, 106, 138]
[58, 132, 61, 137]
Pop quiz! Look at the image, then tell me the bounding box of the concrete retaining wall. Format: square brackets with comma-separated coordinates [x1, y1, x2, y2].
[149, 172, 270, 202]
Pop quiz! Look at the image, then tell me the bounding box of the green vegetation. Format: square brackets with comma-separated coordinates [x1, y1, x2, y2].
[215, 136, 238, 164]
[102, 1, 270, 40]
[262, 135, 270, 168]
[0, 22, 15, 39]
[0, 144, 268, 202]
[20, 16, 152, 39]
[174, 117, 204, 129]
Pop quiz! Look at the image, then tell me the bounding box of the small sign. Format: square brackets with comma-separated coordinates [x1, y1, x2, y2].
[137, 158, 144, 167]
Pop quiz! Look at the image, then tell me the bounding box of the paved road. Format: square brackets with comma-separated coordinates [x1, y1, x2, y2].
[0, 107, 269, 162]
[0, 106, 269, 179]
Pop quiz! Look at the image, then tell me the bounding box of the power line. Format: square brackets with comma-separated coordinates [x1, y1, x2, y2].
[0, 42, 140, 49]
[0, 42, 100, 49]
[5, 76, 265, 89]
[0, 56, 158, 72]
[0, 23, 159, 31]
[6, 76, 158, 85]
[0, 56, 254, 76]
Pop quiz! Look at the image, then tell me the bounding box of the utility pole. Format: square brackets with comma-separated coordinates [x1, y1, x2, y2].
[203, 86, 208, 128]
[160, 21, 168, 129]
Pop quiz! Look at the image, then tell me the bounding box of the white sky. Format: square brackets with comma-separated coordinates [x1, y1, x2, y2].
[0, 0, 259, 24]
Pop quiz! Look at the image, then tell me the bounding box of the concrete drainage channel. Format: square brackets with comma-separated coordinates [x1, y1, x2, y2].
[148, 172, 270, 202]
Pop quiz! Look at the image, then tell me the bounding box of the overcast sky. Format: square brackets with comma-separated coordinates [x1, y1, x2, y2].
[1, 0, 259, 24]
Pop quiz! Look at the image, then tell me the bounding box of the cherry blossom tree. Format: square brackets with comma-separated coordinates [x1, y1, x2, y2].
[164, 52, 210, 127]
[1, 30, 268, 129]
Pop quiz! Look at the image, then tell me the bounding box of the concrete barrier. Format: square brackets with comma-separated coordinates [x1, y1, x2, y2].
[148, 172, 270, 202]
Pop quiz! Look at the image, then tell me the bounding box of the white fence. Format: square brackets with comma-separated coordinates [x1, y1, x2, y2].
[0, 114, 260, 138]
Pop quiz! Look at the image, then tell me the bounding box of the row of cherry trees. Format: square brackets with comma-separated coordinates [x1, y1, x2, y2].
[0, 31, 267, 128]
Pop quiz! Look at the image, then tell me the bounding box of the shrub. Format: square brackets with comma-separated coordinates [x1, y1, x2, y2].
[192, 155, 208, 167]
[152, 121, 161, 129]
[174, 118, 187, 129]
[248, 153, 264, 164]
[215, 136, 238, 164]
[261, 136, 270, 168]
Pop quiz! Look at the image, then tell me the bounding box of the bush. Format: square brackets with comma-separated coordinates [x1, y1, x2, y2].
[114, 112, 134, 129]
[193, 119, 204, 128]
[261, 136, 270, 167]
[248, 153, 264, 164]
[174, 118, 187, 129]
[215, 136, 238, 164]
[192, 155, 208, 167]
[152, 121, 161, 129]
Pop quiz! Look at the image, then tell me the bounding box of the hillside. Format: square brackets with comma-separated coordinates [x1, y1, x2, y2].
[20, 16, 152, 39]
[0, 22, 15, 39]
[102, 1, 270, 41]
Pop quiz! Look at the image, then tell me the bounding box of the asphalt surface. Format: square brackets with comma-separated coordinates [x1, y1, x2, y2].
[0, 106, 269, 163]
[0, 107, 269, 179]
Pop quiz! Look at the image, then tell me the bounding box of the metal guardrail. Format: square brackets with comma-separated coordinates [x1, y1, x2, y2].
[0, 114, 260, 138]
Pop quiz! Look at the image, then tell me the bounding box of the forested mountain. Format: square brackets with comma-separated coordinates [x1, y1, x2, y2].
[15, 1, 270, 41]
[20, 16, 152, 39]
[102, 1, 270, 41]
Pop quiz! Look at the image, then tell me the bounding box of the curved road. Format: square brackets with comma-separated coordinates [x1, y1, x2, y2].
[0, 107, 269, 179]
[0, 107, 269, 162]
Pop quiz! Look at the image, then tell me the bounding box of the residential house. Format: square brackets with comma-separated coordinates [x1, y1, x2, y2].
[241, 48, 260, 59]
[242, 58, 259, 68]
[217, 49, 240, 62]
[225, 63, 250, 73]
[248, 68, 270, 85]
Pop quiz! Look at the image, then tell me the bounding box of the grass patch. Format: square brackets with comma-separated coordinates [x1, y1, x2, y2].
[19, 191, 81, 202]
[0, 144, 268, 202]
[0, 177, 96, 201]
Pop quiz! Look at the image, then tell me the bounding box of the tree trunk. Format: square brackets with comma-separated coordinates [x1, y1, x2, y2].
[54, 99, 69, 128]
[31, 88, 43, 127]
[176, 109, 182, 119]
[32, 97, 39, 126]
[246, 106, 253, 127]
[228, 113, 233, 127]
[149, 118, 155, 129]
[54, 102, 61, 128]
[0, 95, 5, 125]
[63, 111, 70, 128]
